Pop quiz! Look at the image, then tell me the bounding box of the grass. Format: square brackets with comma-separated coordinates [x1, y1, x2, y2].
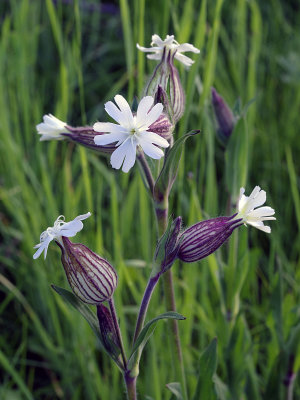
[0, 0, 299, 399]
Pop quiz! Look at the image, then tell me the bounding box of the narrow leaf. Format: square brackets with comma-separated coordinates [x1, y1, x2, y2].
[154, 130, 200, 199]
[128, 312, 185, 369]
[192, 338, 218, 400]
[166, 382, 184, 399]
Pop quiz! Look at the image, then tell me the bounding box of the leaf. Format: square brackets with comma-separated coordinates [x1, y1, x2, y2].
[192, 338, 218, 400]
[127, 312, 185, 370]
[166, 382, 184, 399]
[51, 285, 123, 368]
[154, 130, 200, 199]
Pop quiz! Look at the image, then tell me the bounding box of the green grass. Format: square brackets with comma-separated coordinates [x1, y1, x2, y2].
[0, 0, 299, 399]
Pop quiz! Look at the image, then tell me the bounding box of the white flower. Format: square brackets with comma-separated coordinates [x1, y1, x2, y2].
[33, 213, 91, 260]
[137, 34, 200, 67]
[237, 186, 276, 233]
[36, 114, 68, 141]
[93, 95, 169, 173]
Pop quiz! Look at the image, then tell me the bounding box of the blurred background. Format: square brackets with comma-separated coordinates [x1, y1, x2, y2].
[0, 0, 299, 399]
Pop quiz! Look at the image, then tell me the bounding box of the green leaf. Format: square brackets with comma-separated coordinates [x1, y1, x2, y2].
[166, 382, 184, 399]
[128, 312, 185, 370]
[192, 338, 218, 400]
[154, 130, 200, 199]
[51, 285, 123, 368]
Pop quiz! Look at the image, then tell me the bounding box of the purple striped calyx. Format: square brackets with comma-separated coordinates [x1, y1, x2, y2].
[178, 214, 243, 263]
[59, 237, 118, 305]
[144, 48, 185, 125]
[97, 304, 123, 365]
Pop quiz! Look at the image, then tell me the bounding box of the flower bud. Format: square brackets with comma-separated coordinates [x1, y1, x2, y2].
[211, 87, 235, 145]
[145, 48, 185, 124]
[97, 304, 122, 362]
[153, 216, 182, 275]
[59, 237, 118, 305]
[178, 214, 242, 263]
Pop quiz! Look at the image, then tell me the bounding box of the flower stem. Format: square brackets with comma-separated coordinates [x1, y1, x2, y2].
[124, 371, 137, 400]
[137, 152, 155, 194]
[155, 197, 187, 400]
[108, 298, 127, 370]
[133, 274, 160, 343]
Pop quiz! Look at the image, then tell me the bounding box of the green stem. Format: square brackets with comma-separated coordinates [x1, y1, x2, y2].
[155, 196, 187, 400]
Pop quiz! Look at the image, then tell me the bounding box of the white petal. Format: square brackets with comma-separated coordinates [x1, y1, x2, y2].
[140, 141, 164, 159]
[110, 139, 137, 172]
[174, 52, 194, 67]
[147, 53, 162, 60]
[75, 212, 92, 221]
[248, 190, 266, 211]
[136, 96, 154, 126]
[93, 122, 127, 134]
[136, 44, 156, 53]
[114, 95, 134, 127]
[59, 220, 84, 236]
[151, 34, 167, 46]
[33, 238, 51, 260]
[248, 207, 275, 218]
[247, 221, 271, 233]
[139, 103, 163, 129]
[94, 132, 126, 146]
[122, 139, 137, 173]
[104, 101, 127, 125]
[141, 131, 169, 148]
[176, 43, 200, 54]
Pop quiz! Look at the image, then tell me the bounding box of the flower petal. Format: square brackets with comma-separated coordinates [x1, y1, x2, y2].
[139, 103, 163, 129]
[93, 122, 127, 134]
[140, 141, 164, 159]
[110, 138, 137, 172]
[174, 52, 194, 67]
[114, 95, 134, 127]
[94, 132, 126, 146]
[176, 43, 200, 54]
[104, 101, 127, 125]
[136, 96, 154, 126]
[141, 131, 169, 148]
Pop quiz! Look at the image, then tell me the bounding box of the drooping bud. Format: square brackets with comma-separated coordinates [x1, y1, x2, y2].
[178, 214, 243, 263]
[153, 216, 182, 275]
[211, 87, 235, 145]
[59, 237, 118, 305]
[97, 304, 122, 363]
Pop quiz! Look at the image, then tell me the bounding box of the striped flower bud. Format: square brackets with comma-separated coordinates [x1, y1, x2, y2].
[59, 237, 118, 305]
[211, 87, 235, 145]
[97, 304, 122, 362]
[178, 214, 243, 263]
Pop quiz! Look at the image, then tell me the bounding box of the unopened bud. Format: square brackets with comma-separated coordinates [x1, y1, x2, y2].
[59, 237, 118, 305]
[97, 304, 122, 361]
[211, 87, 235, 145]
[145, 48, 185, 125]
[178, 214, 242, 263]
[153, 216, 182, 275]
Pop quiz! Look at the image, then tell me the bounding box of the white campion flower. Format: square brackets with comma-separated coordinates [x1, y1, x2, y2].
[236, 186, 276, 233]
[93, 95, 169, 173]
[36, 114, 68, 141]
[33, 213, 91, 259]
[137, 34, 200, 67]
